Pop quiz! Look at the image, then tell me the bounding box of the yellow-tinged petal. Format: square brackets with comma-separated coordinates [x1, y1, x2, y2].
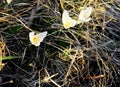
[7, 0, 12, 4]
[64, 20, 71, 29]
[32, 36, 39, 46]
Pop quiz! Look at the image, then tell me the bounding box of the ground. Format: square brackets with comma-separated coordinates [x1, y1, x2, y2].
[0, 0, 120, 87]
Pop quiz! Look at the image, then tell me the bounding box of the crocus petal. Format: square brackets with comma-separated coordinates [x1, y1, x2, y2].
[84, 7, 92, 18]
[79, 10, 86, 20]
[7, 0, 12, 4]
[70, 18, 77, 27]
[36, 31, 48, 43]
[29, 31, 40, 46]
[62, 10, 70, 25]
[29, 31, 35, 43]
[84, 18, 92, 22]
[32, 37, 41, 46]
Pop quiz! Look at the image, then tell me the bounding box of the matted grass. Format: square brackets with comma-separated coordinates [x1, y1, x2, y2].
[0, 0, 120, 87]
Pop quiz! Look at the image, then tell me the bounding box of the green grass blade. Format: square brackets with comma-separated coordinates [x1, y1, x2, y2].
[1, 56, 18, 60]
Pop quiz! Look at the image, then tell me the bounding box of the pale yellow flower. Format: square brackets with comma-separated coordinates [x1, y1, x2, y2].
[62, 10, 76, 29]
[78, 7, 92, 23]
[7, 0, 12, 4]
[29, 31, 47, 46]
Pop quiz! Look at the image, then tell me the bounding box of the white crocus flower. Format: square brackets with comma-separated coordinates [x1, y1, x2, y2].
[29, 31, 48, 46]
[78, 7, 92, 23]
[7, 0, 12, 4]
[62, 10, 76, 29]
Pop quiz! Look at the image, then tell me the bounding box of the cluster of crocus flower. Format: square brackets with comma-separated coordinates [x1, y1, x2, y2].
[6, 0, 92, 46]
[62, 6, 93, 29]
[29, 7, 92, 46]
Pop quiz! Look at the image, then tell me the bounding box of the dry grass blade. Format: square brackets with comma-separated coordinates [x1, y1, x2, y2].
[0, 36, 6, 71]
